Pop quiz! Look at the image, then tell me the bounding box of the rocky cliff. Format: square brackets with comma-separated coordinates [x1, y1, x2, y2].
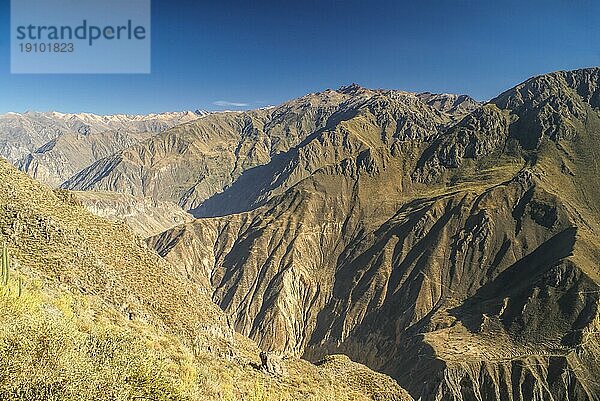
[72, 190, 194, 237]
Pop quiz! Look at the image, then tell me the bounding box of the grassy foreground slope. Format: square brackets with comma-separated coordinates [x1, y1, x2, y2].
[0, 158, 411, 401]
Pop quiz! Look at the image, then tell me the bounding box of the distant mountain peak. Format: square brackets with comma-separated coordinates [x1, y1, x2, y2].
[337, 83, 367, 95]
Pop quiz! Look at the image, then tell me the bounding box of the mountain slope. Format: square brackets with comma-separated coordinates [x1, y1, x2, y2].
[0, 110, 204, 165]
[151, 68, 600, 401]
[62, 89, 478, 211]
[72, 190, 195, 237]
[17, 130, 154, 186]
[0, 158, 412, 401]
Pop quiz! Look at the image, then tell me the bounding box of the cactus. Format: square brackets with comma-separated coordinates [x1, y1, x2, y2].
[1, 242, 22, 297]
[1, 242, 9, 287]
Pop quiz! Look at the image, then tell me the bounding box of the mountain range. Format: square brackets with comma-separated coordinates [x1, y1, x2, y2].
[1, 67, 599, 401]
[1, 110, 207, 186]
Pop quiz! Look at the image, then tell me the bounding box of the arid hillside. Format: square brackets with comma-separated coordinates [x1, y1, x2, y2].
[2, 68, 599, 401]
[149, 68, 600, 401]
[0, 158, 412, 401]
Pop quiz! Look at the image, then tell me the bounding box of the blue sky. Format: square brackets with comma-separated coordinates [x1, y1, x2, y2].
[0, 0, 598, 115]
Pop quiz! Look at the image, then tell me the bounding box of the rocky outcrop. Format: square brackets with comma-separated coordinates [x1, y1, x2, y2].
[491, 68, 600, 148]
[417, 92, 480, 119]
[260, 351, 285, 376]
[415, 104, 512, 180]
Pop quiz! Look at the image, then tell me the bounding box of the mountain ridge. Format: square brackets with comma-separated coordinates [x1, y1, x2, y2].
[2, 67, 599, 400]
[61, 87, 479, 212]
[2, 109, 210, 186]
[148, 67, 600, 401]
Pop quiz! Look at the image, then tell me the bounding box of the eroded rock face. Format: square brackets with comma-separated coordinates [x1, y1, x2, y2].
[72, 190, 194, 238]
[150, 69, 600, 401]
[0, 156, 415, 401]
[492, 69, 600, 148]
[17, 130, 153, 187]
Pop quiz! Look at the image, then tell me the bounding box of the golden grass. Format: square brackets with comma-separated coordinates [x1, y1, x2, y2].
[0, 261, 407, 401]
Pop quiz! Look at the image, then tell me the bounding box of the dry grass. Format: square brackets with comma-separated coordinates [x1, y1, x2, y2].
[0, 277, 405, 401]
[0, 285, 408, 400]
[0, 285, 192, 401]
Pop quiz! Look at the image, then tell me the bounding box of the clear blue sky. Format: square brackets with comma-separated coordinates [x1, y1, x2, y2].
[0, 0, 598, 115]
